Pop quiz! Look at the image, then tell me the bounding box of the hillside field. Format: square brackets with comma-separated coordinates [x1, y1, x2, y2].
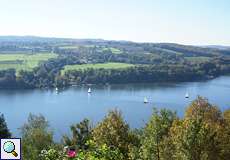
[0, 53, 57, 72]
[61, 62, 135, 74]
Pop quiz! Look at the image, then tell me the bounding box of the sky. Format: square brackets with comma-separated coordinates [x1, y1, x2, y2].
[0, 0, 230, 45]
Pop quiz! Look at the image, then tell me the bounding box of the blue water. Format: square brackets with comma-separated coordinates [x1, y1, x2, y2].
[0, 76, 230, 141]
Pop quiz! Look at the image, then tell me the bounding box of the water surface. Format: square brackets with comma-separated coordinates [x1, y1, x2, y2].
[0, 76, 230, 141]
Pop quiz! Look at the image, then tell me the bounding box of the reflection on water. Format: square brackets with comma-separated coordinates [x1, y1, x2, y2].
[0, 76, 230, 141]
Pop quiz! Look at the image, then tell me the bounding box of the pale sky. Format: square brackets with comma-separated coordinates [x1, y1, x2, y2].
[0, 0, 230, 45]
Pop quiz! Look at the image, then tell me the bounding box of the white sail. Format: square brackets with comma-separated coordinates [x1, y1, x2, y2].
[55, 87, 59, 94]
[88, 88, 91, 93]
[185, 92, 189, 98]
[144, 97, 148, 103]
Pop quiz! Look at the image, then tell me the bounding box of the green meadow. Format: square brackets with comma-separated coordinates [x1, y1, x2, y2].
[62, 62, 134, 74]
[0, 53, 58, 72]
[59, 45, 122, 54]
[101, 47, 122, 54]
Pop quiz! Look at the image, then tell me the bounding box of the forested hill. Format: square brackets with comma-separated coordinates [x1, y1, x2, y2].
[0, 36, 229, 88]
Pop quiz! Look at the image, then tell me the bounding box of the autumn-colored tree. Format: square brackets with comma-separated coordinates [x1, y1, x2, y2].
[219, 109, 230, 159]
[127, 129, 142, 160]
[185, 96, 223, 124]
[170, 118, 222, 160]
[224, 109, 230, 124]
[170, 97, 228, 160]
[92, 109, 133, 157]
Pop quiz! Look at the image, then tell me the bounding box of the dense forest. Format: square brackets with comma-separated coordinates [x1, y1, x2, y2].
[0, 36, 230, 89]
[1, 96, 230, 159]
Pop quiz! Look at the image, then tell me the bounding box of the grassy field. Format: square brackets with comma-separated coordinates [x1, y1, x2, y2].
[0, 53, 58, 71]
[101, 47, 122, 54]
[62, 63, 134, 74]
[185, 56, 211, 63]
[59, 45, 122, 54]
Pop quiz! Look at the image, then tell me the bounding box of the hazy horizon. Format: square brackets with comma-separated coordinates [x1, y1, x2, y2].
[1, 0, 230, 45]
[1, 35, 230, 47]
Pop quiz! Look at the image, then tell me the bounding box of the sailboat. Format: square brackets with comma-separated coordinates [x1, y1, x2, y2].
[88, 88, 92, 93]
[55, 87, 59, 94]
[185, 92, 189, 98]
[144, 97, 148, 103]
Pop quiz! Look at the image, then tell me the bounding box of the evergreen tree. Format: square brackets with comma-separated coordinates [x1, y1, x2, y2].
[63, 118, 92, 150]
[0, 113, 11, 138]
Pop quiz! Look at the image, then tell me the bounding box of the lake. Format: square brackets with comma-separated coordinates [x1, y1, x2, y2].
[1, 76, 230, 141]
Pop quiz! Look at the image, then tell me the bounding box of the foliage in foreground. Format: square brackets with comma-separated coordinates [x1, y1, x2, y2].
[20, 114, 54, 160]
[0, 113, 11, 138]
[1, 96, 230, 160]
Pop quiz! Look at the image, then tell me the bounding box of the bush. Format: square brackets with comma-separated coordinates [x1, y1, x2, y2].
[74, 140, 124, 160]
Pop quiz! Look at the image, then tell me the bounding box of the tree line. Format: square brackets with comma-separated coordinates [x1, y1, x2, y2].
[0, 56, 229, 89]
[62, 61, 230, 85]
[1, 96, 230, 159]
